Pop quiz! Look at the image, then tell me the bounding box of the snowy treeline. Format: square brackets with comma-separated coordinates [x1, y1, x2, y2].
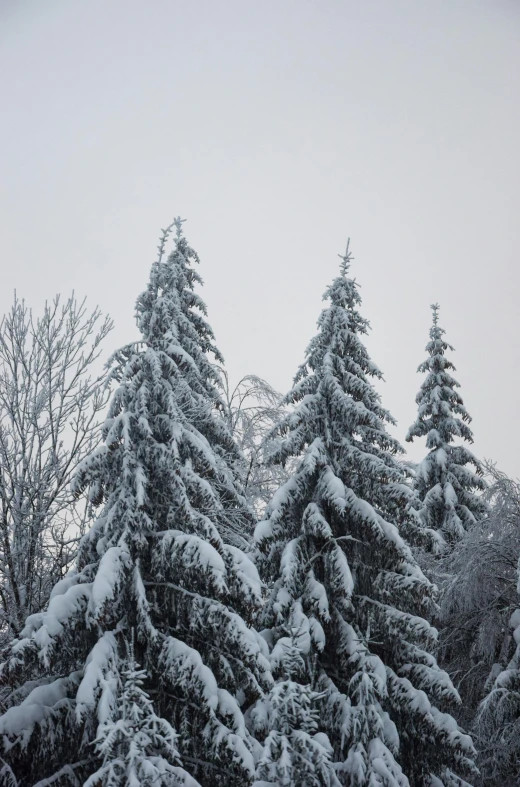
[0, 222, 516, 786]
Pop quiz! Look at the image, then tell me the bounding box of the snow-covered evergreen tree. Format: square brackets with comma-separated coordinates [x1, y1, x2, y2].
[406, 304, 487, 550]
[131, 218, 251, 549]
[85, 635, 199, 787]
[476, 565, 520, 786]
[0, 221, 271, 786]
[252, 630, 340, 787]
[254, 246, 477, 786]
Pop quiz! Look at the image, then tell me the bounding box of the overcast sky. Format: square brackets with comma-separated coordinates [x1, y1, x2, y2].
[1, 0, 519, 476]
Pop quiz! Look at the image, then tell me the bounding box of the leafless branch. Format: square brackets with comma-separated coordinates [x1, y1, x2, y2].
[0, 293, 112, 644]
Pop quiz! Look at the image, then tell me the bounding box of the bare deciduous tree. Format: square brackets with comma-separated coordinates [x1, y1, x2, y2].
[0, 294, 112, 644]
[219, 371, 293, 517]
[439, 464, 520, 734]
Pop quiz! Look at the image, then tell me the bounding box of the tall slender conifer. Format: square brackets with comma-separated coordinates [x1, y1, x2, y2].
[406, 304, 487, 549]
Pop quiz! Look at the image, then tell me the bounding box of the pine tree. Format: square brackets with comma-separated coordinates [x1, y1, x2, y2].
[254, 245, 477, 786]
[406, 304, 487, 550]
[0, 221, 271, 786]
[252, 630, 341, 787]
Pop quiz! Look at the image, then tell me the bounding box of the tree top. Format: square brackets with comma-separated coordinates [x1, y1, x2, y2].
[338, 238, 353, 277]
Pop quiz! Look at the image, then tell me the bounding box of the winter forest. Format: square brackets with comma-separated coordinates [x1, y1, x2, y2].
[0, 219, 517, 787]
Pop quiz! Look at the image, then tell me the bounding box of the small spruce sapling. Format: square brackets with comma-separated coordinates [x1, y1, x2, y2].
[85, 634, 199, 787]
[253, 629, 340, 787]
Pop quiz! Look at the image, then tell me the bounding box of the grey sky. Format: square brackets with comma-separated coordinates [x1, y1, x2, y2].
[1, 0, 519, 475]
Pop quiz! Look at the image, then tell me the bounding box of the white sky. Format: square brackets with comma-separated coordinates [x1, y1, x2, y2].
[1, 0, 519, 476]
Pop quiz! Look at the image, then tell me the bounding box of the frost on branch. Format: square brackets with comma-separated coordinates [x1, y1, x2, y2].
[0, 293, 112, 645]
[471, 472, 520, 785]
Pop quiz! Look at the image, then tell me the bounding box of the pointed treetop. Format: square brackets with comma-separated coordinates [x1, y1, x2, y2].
[429, 302, 445, 342]
[173, 215, 187, 239]
[427, 302, 454, 358]
[156, 220, 175, 263]
[338, 237, 353, 276]
[156, 217, 187, 263]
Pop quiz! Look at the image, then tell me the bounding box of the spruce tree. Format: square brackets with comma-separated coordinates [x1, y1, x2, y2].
[252, 631, 341, 787]
[406, 304, 487, 550]
[254, 246, 477, 786]
[0, 222, 271, 786]
[85, 635, 198, 787]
